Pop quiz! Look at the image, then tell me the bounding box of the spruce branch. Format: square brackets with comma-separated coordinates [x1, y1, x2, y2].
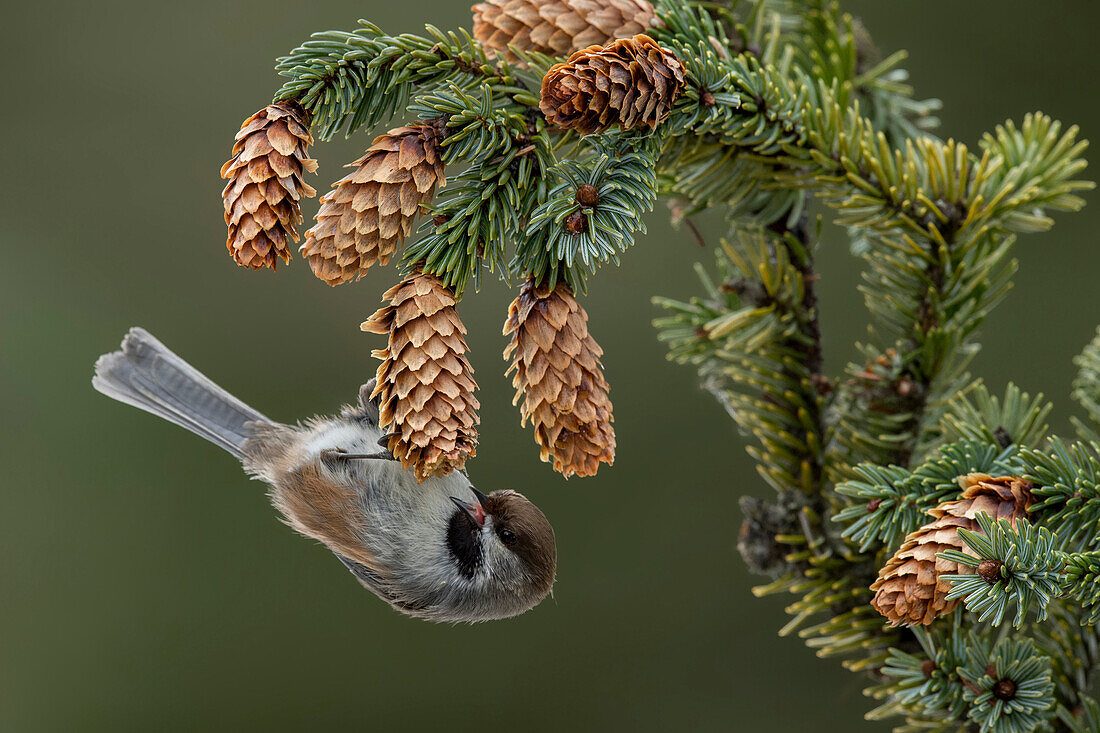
[940, 514, 1063, 628]
[1072, 327, 1100, 442]
[791, 4, 941, 145]
[1058, 694, 1100, 733]
[654, 224, 825, 495]
[652, 2, 1090, 482]
[1061, 553, 1100, 626]
[867, 626, 970, 726]
[938, 511, 1100, 631]
[516, 131, 661, 292]
[645, 2, 1092, 708]
[274, 23, 535, 140]
[833, 463, 917, 553]
[958, 636, 1056, 733]
[939, 382, 1053, 451]
[218, 1, 1100, 727]
[834, 440, 1013, 554]
[402, 83, 550, 294]
[1018, 439, 1100, 552]
[656, 219, 891, 663]
[1032, 602, 1100, 728]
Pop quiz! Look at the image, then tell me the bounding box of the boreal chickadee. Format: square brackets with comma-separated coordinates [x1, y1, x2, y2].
[92, 328, 556, 622]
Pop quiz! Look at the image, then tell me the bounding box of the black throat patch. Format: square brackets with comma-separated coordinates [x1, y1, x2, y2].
[446, 511, 483, 579]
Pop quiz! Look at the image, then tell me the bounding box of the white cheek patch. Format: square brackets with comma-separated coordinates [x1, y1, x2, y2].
[479, 529, 508, 574]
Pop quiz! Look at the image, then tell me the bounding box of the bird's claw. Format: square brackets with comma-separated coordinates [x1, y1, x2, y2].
[321, 447, 396, 463]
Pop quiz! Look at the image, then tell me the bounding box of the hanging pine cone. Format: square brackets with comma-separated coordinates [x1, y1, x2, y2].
[361, 271, 479, 481]
[539, 34, 685, 135]
[472, 0, 657, 61]
[300, 123, 446, 286]
[221, 100, 318, 270]
[870, 474, 1035, 626]
[503, 279, 614, 478]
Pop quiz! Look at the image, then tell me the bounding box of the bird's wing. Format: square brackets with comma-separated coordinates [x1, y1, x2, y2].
[333, 554, 430, 614]
[268, 461, 387, 574]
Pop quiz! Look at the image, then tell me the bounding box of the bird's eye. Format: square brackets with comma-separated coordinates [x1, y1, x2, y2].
[499, 528, 517, 546]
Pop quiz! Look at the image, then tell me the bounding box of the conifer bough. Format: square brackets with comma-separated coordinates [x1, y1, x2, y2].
[218, 0, 1100, 726]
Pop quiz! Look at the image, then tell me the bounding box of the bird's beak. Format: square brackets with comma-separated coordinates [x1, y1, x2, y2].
[450, 495, 486, 528]
[469, 486, 490, 506]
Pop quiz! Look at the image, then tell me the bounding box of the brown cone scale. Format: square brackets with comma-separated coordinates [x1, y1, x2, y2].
[503, 280, 615, 478]
[472, 0, 657, 61]
[301, 123, 446, 286]
[869, 474, 1035, 626]
[539, 34, 685, 135]
[221, 101, 317, 270]
[361, 271, 479, 482]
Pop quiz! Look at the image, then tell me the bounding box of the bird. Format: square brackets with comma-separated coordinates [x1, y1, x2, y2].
[92, 327, 556, 622]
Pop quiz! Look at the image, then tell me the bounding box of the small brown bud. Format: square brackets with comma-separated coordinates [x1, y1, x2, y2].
[575, 184, 600, 207]
[896, 377, 915, 397]
[920, 659, 937, 678]
[429, 115, 451, 140]
[811, 374, 834, 396]
[977, 559, 1004, 584]
[564, 211, 588, 235]
[992, 679, 1017, 701]
[433, 214, 452, 226]
[720, 278, 769, 306]
[866, 498, 883, 513]
[700, 89, 716, 108]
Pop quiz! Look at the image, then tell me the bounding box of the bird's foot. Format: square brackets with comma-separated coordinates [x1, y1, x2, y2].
[321, 448, 396, 463]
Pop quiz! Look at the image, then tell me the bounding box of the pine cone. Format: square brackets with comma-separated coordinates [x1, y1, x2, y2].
[870, 474, 1035, 626]
[361, 271, 479, 481]
[503, 280, 614, 478]
[539, 34, 685, 135]
[472, 0, 657, 61]
[221, 100, 318, 270]
[301, 123, 446, 286]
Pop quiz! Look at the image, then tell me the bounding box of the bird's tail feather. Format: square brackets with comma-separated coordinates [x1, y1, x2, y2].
[92, 327, 272, 459]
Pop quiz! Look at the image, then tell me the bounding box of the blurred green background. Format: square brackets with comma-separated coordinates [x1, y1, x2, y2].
[2, 1, 1098, 730]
